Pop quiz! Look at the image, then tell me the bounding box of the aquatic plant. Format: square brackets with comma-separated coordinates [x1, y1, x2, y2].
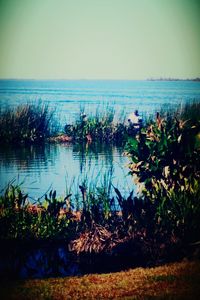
[0, 180, 195, 267]
[64, 107, 129, 144]
[0, 185, 74, 240]
[125, 102, 200, 244]
[179, 101, 200, 124]
[1, 100, 200, 263]
[0, 103, 57, 144]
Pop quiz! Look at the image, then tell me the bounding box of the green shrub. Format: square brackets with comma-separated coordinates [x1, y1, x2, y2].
[125, 102, 200, 243]
[0, 185, 73, 240]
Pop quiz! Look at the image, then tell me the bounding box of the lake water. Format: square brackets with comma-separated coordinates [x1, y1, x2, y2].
[0, 80, 200, 200]
[0, 143, 132, 201]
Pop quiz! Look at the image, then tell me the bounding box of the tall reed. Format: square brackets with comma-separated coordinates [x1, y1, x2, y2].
[64, 107, 129, 144]
[0, 103, 57, 144]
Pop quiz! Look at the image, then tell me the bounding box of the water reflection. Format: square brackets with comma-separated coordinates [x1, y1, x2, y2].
[0, 144, 51, 170]
[0, 143, 132, 200]
[0, 242, 79, 279]
[72, 142, 118, 173]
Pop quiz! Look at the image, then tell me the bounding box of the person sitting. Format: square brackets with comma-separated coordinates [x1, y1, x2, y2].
[128, 110, 142, 129]
[80, 113, 87, 123]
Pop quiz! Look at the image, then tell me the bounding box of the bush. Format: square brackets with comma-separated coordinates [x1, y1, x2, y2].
[125, 102, 200, 243]
[0, 185, 74, 240]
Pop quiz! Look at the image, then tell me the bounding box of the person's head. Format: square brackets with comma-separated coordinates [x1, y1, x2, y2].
[80, 113, 87, 120]
[135, 110, 139, 116]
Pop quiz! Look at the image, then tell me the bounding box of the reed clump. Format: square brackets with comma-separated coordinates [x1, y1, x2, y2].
[64, 108, 131, 144]
[0, 103, 56, 144]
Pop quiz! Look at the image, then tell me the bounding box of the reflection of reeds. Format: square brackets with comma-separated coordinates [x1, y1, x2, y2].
[72, 142, 121, 174]
[0, 103, 57, 144]
[0, 143, 51, 171]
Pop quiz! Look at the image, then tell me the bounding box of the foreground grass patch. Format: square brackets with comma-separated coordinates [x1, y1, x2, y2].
[1, 260, 200, 299]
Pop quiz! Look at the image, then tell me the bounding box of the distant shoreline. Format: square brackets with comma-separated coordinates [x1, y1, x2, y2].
[147, 77, 200, 82]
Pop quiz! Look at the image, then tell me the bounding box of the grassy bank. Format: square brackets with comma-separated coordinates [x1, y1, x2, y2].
[0, 260, 200, 299]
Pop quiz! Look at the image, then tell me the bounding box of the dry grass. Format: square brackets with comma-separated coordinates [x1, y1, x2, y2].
[69, 224, 128, 254]
[0, 260, 200, 299]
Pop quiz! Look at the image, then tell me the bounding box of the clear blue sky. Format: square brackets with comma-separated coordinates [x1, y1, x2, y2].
[0, 0, 199, 80]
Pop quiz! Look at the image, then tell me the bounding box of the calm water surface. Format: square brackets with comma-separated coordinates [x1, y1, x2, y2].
[0, 143, 132, 200]
[0, 80, 200, 199]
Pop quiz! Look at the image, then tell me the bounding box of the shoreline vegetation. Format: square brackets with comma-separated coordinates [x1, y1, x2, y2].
[0, 103, 134, 145]
[1, 103, 200, 253]
[0, 102, 200, 297]
[1, 101, 200, 145]
[59, 107, 129, 144]
[0, 103, 59, 145]
[0, 103, 127, 144]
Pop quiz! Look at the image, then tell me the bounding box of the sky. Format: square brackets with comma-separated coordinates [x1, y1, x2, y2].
[0, 0, 199, 80]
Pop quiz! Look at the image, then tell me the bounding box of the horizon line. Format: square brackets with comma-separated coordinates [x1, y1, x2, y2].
[0, 77, 200, 81]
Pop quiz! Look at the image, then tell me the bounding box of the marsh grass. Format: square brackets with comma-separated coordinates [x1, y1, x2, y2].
[0, 103, 57, 144]
[179, 101, 200, 123]
[0, 167, 120, 241]
[64, 167, 116, 227]
[64, 106, 130, 144]
[0, 175, 199, 277]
